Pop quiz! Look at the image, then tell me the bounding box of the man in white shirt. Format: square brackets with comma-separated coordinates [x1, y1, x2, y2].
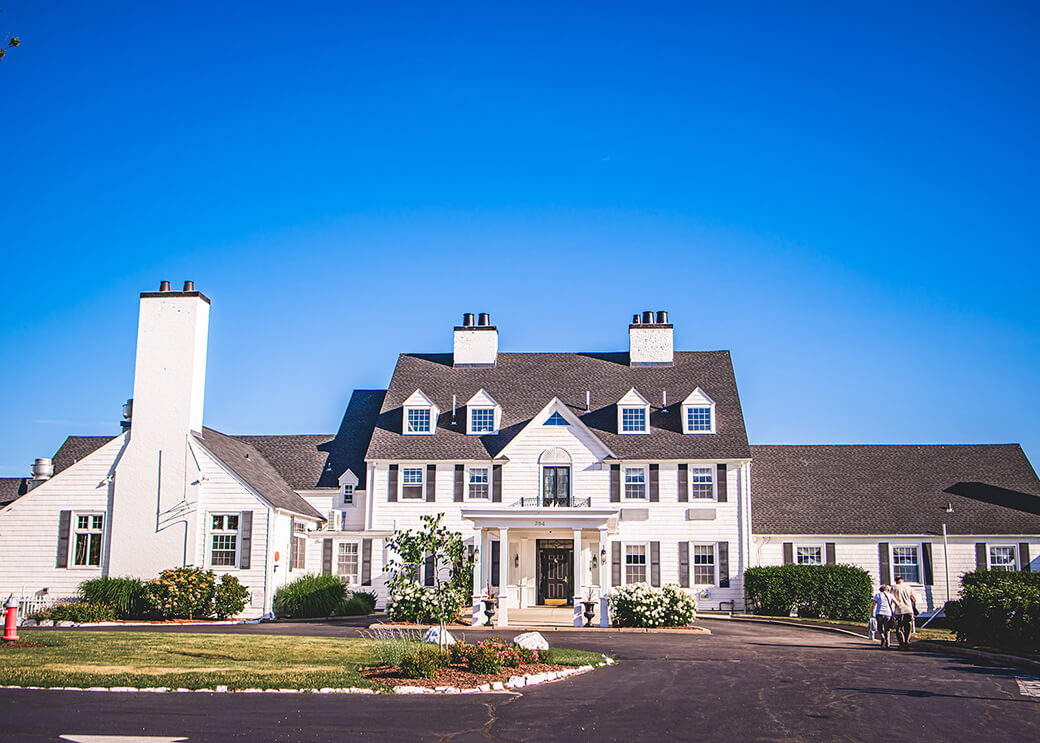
[890, 576, 918, 650]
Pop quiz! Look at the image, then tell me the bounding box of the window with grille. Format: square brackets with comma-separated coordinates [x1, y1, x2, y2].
[291, 520, 306, 570]
[402, 467, 424, 499]
[690, 467, 714, 499]
[73, 513, 104, 566]
[406, 408, 431, 433]
[342, 484, 354, 505]
[470, 408, 495, 433]
[210, 513, 240, 567]
[468, 467, 489, 499]
[692, 544, 715, 584]
[796, 546, 822, 565]
[337, 542, 360, 584]
[621, 407, 647, 433]
[892, 546, 920, 583]
[989, 546, 1017, 572]
[625, 544, 647, 583]
[687, 406, 712, 432]
[624, 467, 647, 499]
[544, 411, 568, 426]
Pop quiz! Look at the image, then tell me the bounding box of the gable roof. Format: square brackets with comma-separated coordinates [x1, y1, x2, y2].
[0, 478, 28, 507]
[366, 352, 751, 461]
[497, 397, 615, 461]
[53, 436, 119, 473]
[750, 444, 1040, 536]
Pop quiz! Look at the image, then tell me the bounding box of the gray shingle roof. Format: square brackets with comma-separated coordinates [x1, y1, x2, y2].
[365, 352, 751, 461]
[53, 436, 119, 473]
[0, 478, 27, 507]
[750, 444, 1040, 536]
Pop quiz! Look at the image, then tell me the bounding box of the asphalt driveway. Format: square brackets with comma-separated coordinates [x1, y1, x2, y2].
[1, 619, 1036, 742]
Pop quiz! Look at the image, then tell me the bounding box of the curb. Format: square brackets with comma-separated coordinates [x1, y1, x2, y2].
[20, 619, 262, 628]
[913, 641, 1040, 675]
[720, 615, 871, 640]
[367, 623, 712, 635]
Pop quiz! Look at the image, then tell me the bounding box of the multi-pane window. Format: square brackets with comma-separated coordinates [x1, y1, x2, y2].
[73, 514, 104, 566]
[342, 484, 354, 506]
[402, 467, 424, 499]
[625, 544, 647, 583]
[692, 544, 715, 584]
[624, 467, 647, 499]
[687, 407, 712, 432]
[690, 467, 714, 499]
[796, 546, 823, 565]
[544, 411, 568, 426]
[210, 514, 239, 567]
[468, 467, 489, 499]
[406, 408, 431, 433]
[470, 408, 495, 433]
[990, 546, 1017, 572]
[290, 520, 306, 570]
[892, 546, 920, 583]
[337, 542, 360, 584]
[621, 407, 647, 433]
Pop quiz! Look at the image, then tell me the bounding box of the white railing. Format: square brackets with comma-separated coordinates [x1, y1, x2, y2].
[15, 594, 76, 621]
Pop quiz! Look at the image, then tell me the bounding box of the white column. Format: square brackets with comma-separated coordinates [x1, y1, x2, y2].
[471, 527, 484, 626]
[498, 527, 509, 627]
[599, 528, 610, 627]
[573, 529, 583, 627]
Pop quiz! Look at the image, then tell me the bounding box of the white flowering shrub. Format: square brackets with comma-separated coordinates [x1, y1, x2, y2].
[385, 513, 473, 623]
[607, 583, 697, 628]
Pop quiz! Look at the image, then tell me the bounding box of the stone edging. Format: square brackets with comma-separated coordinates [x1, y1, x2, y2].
[0, 657, 614, 696]
[913, 641, 1040, 675]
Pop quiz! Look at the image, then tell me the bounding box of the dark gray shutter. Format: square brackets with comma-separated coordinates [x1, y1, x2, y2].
[239, 511, 253, 569]
[825, 542, 836, 565]
[492, 464, 502, 503]
[1020, 543, 1031, 572]
[361, 538, 372, 585]
[649, 464, 659, 503]
[677, 464, 688, 502]
[426, 464, 436, 502]
[388, 464, 398, 502]
[716, 464, 727, 502]
[610, 464, 620, 503]
[56, 510, 72, 568]
[454, 464, 464, 502]
[491, 541, 500, 587]
[678, 542, 690, 587]
[921, 542, 934, 585]
[611, 541, 621, 586]
[322, 538, 333, 574]
[424, 553, 435, 586]
[650, 541, 661, 586]
[718, 541, 730, 588]
[975, 543, 987, 570]
[782, 542, 793, 565]
[879, 543, 890, 585]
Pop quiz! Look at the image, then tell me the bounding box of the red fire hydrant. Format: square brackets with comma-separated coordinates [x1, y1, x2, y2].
[3, 596, 18, 642]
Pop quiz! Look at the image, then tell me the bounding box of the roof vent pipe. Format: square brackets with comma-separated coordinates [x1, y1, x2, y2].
[477, 312, 491, 326]
[462, 313, 475, 327]
[183, 280, 195, 291]
[159, 280, 171, 292]
[656, 310, 668, 324]
[632, 314, 641, 325]
[642, 311, 653, 324]
[31, 458, 54, 480]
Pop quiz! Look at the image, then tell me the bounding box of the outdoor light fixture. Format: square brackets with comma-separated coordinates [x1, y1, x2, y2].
[514, 553, 519, 568]
[601, 548, 607, 559]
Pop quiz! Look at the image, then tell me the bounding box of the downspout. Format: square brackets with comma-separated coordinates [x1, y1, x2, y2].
[263, 506, 272, 618]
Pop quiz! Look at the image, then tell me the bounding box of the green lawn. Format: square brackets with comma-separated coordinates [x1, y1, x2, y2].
[0, 631, 604, 690]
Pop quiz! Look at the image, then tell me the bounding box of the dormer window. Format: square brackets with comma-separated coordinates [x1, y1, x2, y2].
[338, 469, 359, 505]
[465, 389, 501, 435]
[402, 389, 439, 436]
[616, 388, 651, 435]
[681, 388, 716, 434]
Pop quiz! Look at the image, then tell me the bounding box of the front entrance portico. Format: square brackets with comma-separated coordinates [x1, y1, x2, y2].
[462, 507, 617, 627]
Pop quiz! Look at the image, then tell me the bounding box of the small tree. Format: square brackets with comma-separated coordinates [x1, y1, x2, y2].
[385, 513, 474, 646]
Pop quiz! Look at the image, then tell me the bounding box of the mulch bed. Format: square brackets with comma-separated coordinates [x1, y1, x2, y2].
[0, 641, 45, 649]
[360, 663, 571, 689]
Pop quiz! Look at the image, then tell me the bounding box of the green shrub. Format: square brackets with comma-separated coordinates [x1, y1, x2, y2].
[607, 583, 698, 628]
[946, 570, 1040, 652]
[536, 648, 555, 664]
[449, 641, 478, 665]
[213, 574, 250, 619]
[364, 627, 426, 667]
[743, 564, 873, 622]
[50, 601, 116, 623]
[272, 573, 347, 618]
[398, 648, 450, 679]
[332, 590, 377, 617]
[79, 577, 148, 619]
[467, 643, 503, 675]
[144, 567, 217, 619]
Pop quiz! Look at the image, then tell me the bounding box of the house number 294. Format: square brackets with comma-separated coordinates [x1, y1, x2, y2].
[534, 520, 546, 526]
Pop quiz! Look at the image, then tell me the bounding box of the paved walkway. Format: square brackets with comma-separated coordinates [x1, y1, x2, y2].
[2, 619, 1037, 741]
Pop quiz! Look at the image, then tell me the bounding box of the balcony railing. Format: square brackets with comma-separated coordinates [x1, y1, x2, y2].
[509, 496, 592, 508]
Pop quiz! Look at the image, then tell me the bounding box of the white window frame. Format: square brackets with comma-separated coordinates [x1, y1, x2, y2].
[336, 541, 361, 585]
[681, 388, 716, 435]
[342, 484, 354, 506]
[401, 466, 426, 500]
[467, 466, 490, 500]
[468, 407, 497, 435]
[688, 464, 716, 500]
[691, 543, 716, 586]
[623, 465, 648, 500]
[623, 541, 649, 585]
[619, 406, 649, 434]
[685, 406, 714, 434]
[290, 520, 307, 571]
[988, 545, 1018, 572]
[405, 406, 433, 435]
[891, 545, 921, 584]
[71, 512, 105, 568]
[209, 513, 241, 569]
[795, 545, 824, 566]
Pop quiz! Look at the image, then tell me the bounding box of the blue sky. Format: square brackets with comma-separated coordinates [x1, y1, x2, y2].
[1, 1, 1038, 474]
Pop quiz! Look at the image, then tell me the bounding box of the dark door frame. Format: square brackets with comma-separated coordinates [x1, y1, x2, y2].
[536, 539, 574, 605]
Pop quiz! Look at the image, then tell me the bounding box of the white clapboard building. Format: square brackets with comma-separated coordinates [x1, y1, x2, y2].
[1, 284, 1038, 622]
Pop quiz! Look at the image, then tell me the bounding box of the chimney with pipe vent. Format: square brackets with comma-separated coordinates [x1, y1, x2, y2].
[453, 312, 498, 366]
[629, 310, 673, 366]
[26, 457, 54, 491]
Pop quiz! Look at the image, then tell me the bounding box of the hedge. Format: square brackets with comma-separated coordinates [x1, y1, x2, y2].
[272, 573, 348, 618]
[744, 564, 873, 621]
[945, 570, 1040, 652]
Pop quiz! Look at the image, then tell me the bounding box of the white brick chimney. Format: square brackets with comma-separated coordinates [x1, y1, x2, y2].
[109, 281, 210, 577]
[453, 312, 498, 366]
[629, 310, 673, 366]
